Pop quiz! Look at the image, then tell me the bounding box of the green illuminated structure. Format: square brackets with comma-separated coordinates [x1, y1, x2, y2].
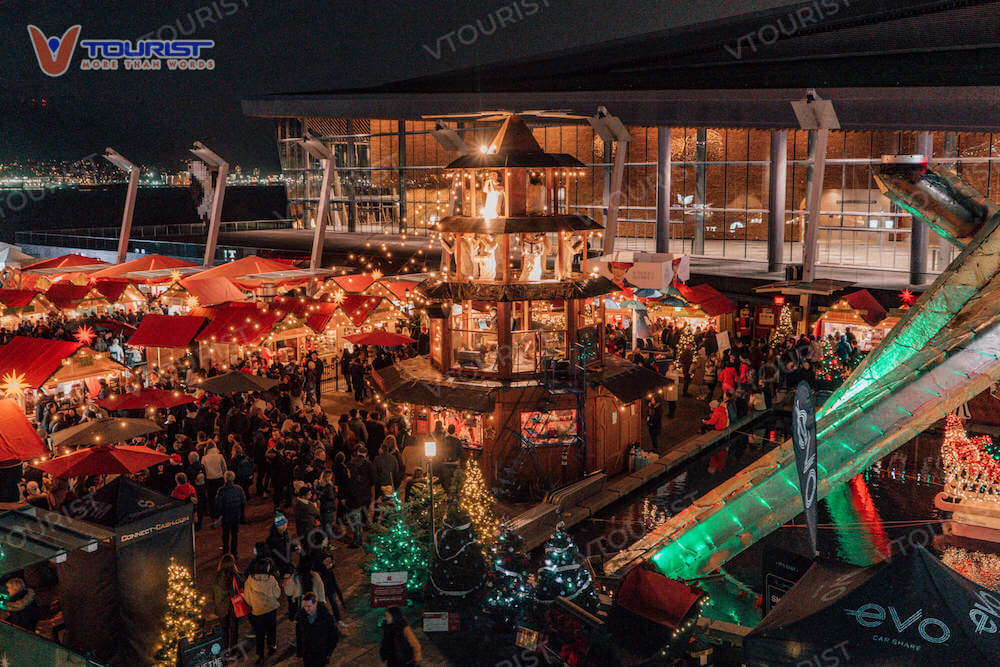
[607, 160, 1000, 579]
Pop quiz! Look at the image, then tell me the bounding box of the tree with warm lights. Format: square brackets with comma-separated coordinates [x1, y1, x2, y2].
[536, 521, 599, 611]
[771, 304, 794, 343]
[363, 491, 429, 591]
[673, 325, 695, 373]
[455, 457, 499, 544]
[154, 559, 205, 666]
[482, 526, 534, 627]
[404, 473, 448, 538]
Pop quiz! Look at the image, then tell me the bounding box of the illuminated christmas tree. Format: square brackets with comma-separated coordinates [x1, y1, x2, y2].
[430, 505, 486, 602]
[364, 492, 429, 591]
[456, 457, 500, 544]
[673, 325, 695, 371]
[536, 521, 599, 611]
[771, 304, 794, 343]
[155, 559, 206, 666]
[482, 527, 534, 627]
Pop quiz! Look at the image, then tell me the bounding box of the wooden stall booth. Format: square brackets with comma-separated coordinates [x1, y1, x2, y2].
[0, 289, 57, 328]
[0, 336, 130, 417]
[44, 283, 112, 316]
[815, 289, 888, 351]
[127, 314, 208, 377]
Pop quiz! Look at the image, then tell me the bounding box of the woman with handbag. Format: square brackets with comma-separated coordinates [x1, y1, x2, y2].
[244, 558, 282, 660]
[211, 554, 247, 648]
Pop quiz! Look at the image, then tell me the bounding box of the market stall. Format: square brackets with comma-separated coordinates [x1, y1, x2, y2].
[0, 398, 48, 501]
[815, 289, 887, 351]
[156, 275, 247, 312]
[93, 278, 147, 313]
[0, 336, 131, 416]
[127, 313, 208, 374]
[44, 282, 112, 316]
[0, 288, 57, 327]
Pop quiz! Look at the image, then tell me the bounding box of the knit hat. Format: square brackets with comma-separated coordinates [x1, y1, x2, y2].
[274, 512, 287, 527]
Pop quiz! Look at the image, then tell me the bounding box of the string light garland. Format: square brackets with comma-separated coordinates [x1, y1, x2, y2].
[154, 559, 205, 666]
[482, 526, 535, 627]
[457, 457, 500, 544]
[429, 505, 486, 598]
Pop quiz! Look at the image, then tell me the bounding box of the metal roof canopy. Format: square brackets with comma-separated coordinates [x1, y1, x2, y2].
[0, 505, 114, 577]
[26, 264, 109, 276]
[754, 279, 854, 296]
[122, 266, 203, 281]
[243, 1, 1000, 131]
[239, 268, 335, 282]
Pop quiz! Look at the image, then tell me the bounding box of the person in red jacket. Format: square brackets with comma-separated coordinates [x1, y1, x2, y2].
[719, 364, 738, 394]
[701, 400, 729, 433]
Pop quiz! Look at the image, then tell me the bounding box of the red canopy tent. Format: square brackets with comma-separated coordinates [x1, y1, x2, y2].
[191, 255, 302, 290]
[88, 254, 196, 282]
[21, 254, 108, 272]
[331, 273, 375, 293]
[32, 445, 168, 478]
[0, 399, 47, 462]
[97, 388, 195, 412]
[195, 303, 282, 345]
[0, 337, 86, 388]
[178, 276, 247, 306]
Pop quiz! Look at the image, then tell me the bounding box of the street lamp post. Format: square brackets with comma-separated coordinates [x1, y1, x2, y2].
[425, 440, 437, 548]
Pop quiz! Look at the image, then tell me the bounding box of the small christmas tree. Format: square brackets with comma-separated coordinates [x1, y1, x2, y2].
[771, 304, 794, 343]
[155, 559, 206, 665]
[456, 457, 500, 544]
[364, 491, 430, 591]
[482, 527, 534, 627]
[673, 325, 695, 371]
[430, 505, 486, 602]
[536, 522, 599, 611]
[405, 472, 449, 538]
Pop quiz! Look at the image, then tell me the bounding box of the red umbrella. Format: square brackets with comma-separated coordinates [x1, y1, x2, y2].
[32, 445, 168, 478]
[97, 388, 196, 411]
[345, 331, 416, 347]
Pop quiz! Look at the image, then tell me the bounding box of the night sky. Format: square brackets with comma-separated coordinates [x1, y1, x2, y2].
[2, 1, 790, 170]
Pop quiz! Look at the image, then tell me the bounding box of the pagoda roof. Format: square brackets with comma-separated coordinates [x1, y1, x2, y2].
[445, 114, 585, 169]
[438, 214, 601, 235]
[418, 275, 619, 302]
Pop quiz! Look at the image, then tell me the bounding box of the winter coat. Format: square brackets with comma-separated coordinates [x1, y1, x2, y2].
[316, 482, 338, 520]
[210, 569, 244, 619]
[293, 497, 321, 537]
[380, 622, 421, 666]
[282, 570, 326, 604]
[295, 602, 339, 666]
[243, 573, 281, 615]
[704, 405, 730, 431]
[214, 482, 247, 523]
[374, 452, 402, 488]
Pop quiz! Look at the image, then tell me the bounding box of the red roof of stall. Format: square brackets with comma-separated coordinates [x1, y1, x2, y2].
[674, 283, 736, 317]
[22, 254, 108, 271]
[615, 563, 705, 629]
[270, 296, 337, 332]
[128, 314, 207, 348]
[196, 303, 281, 345]
[44, 283, 107, 310]
[379, 280, 419, 300]
[93, 278, 142, 303]
[0, 337, 84, 387]
[89, 254, 196, 281]
[843, 289, 888, 326]
[338, 294, 384, 326]
[0, 399, 47, 462]
[332, 273, 375, 293]
[0, 288, 44, 309]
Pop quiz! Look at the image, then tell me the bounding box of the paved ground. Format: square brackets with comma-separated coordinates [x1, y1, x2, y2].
[190, 375, 715, 665]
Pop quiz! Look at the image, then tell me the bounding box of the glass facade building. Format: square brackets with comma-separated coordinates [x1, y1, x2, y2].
[276, 118, 1000, 277]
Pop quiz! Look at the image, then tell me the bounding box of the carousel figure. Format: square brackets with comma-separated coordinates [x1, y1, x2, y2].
[558, 232, 588, 279]
[520, 232, 552, 282]
[474, 235, 500, 281]
[481, 171, 504, 219]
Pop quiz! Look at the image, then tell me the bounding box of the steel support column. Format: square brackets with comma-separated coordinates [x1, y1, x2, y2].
[910, 131, 933, 285]
[693, 128, 707, 255]
[397, 120, 407, 233]
[767, 130, 787, 273]
[655, 127, 671, 254]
